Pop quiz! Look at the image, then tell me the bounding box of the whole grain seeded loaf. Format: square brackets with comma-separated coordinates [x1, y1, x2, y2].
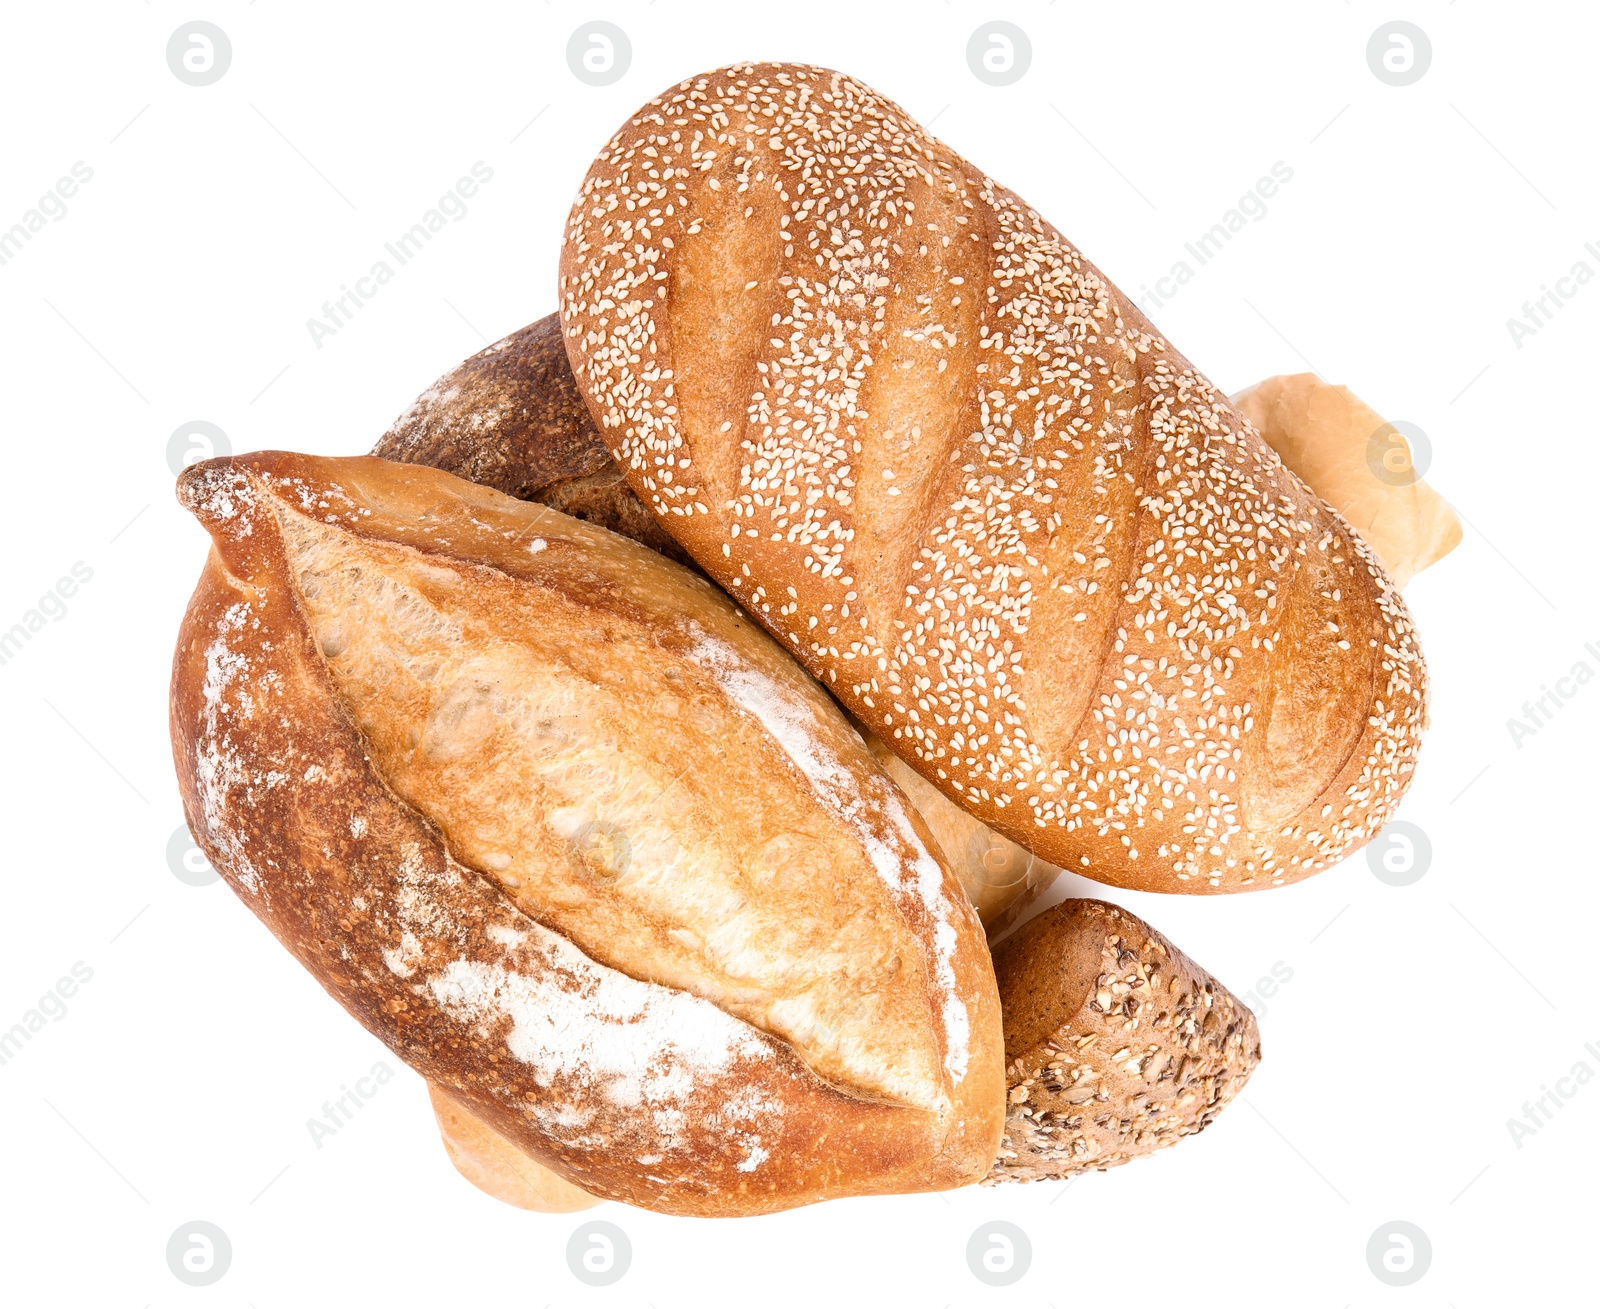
[559, 62, 1430, 894]
[988, 899, 1259, 1181]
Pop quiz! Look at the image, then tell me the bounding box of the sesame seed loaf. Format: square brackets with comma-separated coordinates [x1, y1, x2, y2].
[988, 899, 1260, 1182]
[374, 314, 1064, 936]
[169, 450, 1003, 1215]
[559, 62, 1430, 894]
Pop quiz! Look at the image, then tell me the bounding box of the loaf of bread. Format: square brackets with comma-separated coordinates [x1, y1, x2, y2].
[560, 63, 1431, 895]
[169, 450, 1003, 1216]
[1233, 373, 1461, 589]
[376, 314, 1063, 936]
[427, 891, 1261, 1208]
[377, 324, 1456, 930]
[989, 899, 1259, 1181]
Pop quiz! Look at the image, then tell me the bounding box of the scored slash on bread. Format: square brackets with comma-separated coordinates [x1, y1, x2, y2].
[376, 312, 1067, 937]
[559, 62, 1431, 895]
[169, 451, 1003, 1216]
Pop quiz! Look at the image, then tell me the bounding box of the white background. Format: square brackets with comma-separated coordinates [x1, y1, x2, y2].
[1, 2, 1595, 1305]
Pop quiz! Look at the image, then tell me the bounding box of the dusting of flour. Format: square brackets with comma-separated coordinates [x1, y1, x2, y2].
[427, 921, 776, 1151]
[687, 635, 971, 1082]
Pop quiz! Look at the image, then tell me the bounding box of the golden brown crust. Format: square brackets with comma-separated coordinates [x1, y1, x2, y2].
[378, 328, 1450, 917]
[375, 313, 1064, 934]
[169, 451, 1002, 1215]
[988, 899, 1260, 1181]
[429, 1084, 601, 1212]
[374, 327, 1437, 928]
[559, 62, 1430, 895]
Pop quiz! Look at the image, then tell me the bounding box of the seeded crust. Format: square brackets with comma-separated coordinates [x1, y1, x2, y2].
[169, 451, 1003, 1216]
[373, 315, 1065, 936]
[559, 63, 1430, 894]
[988, 899, 1260, 1182]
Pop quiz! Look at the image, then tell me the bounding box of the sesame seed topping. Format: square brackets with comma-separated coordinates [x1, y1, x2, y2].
[560, 63, 1428, 892]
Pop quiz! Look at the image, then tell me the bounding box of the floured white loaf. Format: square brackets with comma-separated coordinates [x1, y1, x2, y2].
[560, 62, 1431, 894]
[169, 451, 1003, 1216]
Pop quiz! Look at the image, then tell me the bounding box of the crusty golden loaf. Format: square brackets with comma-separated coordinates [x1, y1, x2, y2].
[376, 314, 1064, 935]
[560, 62, 1430, 894]
[988, 899, 1260, 1181]
[169, 451, 1003, 1215]
[377, 324, 1452, 927]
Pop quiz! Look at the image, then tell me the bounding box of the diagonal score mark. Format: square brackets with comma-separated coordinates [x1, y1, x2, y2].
[251, 104, 357, 209]
[1242, 299, 1324, 378]
[1451, 506, 1555, 609]
[1243, 1098, 1349, 1203]
[43, 300, 149, 404]
[1451, 903, 1556, 1008]
[42, 698, 150, 804]
[1450, 105, 1556, 210]
[44, 1098, 150, 1204]
[1049, 104, 1157, 210]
